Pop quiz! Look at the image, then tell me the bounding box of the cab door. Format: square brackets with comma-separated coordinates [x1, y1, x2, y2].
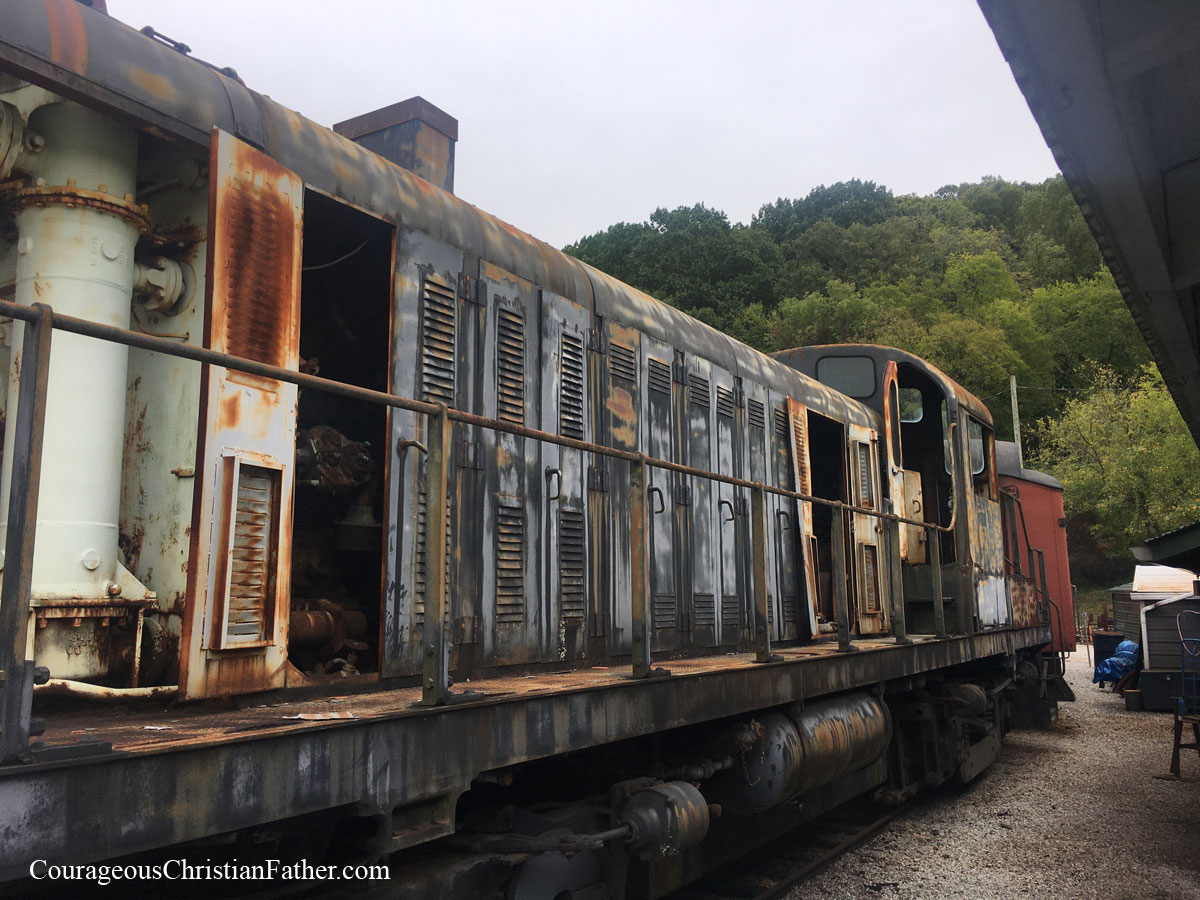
[179, 130, 303, 699]
[847, 422, 888, 634]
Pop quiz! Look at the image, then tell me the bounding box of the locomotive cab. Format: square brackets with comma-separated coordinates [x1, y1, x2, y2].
[774, 345, 1034, 639]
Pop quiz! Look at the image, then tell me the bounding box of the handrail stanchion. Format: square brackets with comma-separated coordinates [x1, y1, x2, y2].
[630, 455, 653, 679]
[887, 506, 911, 645]
[420, 402, 452, 706]
[0, 304, 52, 763]
[930, 525, 948, 639]
[751, 482, 777, 663]
[832, 505, 855, 653]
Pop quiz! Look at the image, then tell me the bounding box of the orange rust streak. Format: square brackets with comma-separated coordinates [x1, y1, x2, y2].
[44, 0, 88, 74]
[125, 65, 177, 102]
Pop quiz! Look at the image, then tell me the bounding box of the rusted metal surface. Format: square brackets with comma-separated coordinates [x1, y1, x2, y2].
[0, 179, 149, 230]
[178, 131, 302, 699]
[0, 303, 50, 763]
[421, 403, 451, 705]
[1, 623, 1049, 881]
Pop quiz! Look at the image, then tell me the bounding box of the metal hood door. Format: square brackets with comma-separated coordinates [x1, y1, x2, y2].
[785, 397, 820, 636]
[179, 130, 302, 699]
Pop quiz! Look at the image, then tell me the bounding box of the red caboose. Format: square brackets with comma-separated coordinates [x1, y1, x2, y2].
[997, 441, 1076, 653]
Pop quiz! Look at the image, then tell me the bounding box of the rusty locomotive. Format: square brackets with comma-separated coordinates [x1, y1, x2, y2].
[0, 3, 1074, 897]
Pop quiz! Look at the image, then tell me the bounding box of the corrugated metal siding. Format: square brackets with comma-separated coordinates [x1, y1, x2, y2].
[1144, 598, 1200, 669]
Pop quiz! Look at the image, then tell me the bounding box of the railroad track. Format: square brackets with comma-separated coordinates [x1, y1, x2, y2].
[668, 798, 917, 900]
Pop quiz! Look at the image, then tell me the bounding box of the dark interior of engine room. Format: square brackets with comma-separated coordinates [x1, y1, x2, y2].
[806, 411, 846, 626]
[292, 189, 395, 678]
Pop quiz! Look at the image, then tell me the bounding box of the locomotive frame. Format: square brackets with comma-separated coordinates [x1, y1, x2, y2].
[0, 4, 1071, 897]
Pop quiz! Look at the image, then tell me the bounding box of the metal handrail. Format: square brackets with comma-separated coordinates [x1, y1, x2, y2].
[0, 297, 968, 735]
[0, 299, 953, 534]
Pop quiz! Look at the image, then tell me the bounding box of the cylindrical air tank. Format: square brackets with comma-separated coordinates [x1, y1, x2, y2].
[0, 100, 141, 600]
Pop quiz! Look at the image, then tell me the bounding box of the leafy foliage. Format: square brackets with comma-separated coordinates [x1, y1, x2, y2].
[1033, 367, 1200, 583]
[564, 175, 1200, 576]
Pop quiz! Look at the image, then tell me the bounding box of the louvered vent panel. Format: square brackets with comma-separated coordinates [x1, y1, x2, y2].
[653, 594, 677, 627]
[496, 308, 525, 425]
[689, 374, 710, 410]
[648, 359, 672, 395]
[774, 407, 789, 437]
[495, 505, 525, 623]
[414, 490, 451, 626]
[791, 409, 811, 494]
[748, 399, 765, 429]
[559, 333, 585, 439]
[861, 544, 881, 612]
[857, 442, 874, 509]
[716, 386, 735, 419]
[420, 274, 456, 405]
[224, 464, 279, 644]
[783, 598, 798, 623]
[693, 594, 716, 626]
[559, 509, 586, 620]
[609, 344, 636, 382]
[721, 595, 741, 626]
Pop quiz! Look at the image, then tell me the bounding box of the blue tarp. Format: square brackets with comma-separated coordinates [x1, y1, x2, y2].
[1093, 639, 1139, 684]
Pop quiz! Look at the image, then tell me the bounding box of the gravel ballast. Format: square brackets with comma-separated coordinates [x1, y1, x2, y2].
[788, 652, 1200, 900]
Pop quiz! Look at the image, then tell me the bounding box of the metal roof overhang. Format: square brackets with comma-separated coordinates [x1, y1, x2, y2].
[978, 0, 1200, 444]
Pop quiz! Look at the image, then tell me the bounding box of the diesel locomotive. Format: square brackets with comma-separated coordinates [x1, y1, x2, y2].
[0, 3, 1073, 897]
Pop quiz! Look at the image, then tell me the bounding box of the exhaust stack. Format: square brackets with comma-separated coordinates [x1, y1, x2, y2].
[333, 96, 457, 194]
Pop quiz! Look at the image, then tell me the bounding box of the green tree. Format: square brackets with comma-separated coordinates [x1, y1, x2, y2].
[1034, 366, 1200, 572]
[943, 250, 1020, 315]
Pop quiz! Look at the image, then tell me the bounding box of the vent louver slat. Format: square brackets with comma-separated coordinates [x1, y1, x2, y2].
[559, 332, 586, 440]
[857, 442, 873, 509]
[774, 407, 789, 437]
[791, 408, 811, 495]
[224, 464, 278, 644]
[748, 399, 765, 429]
[415, 490, 450, 627]
[716, 386, 735, 419]
[496, 308, 525, 425]
[420, 274, 456, 405]
[689, 374, 710, 410]
[609, 343, 636, 382]
[862, 544, 881, 612]
[559, 509, 586, 620]
[648, 359, 672, 395]
[496, 505, 525, 623]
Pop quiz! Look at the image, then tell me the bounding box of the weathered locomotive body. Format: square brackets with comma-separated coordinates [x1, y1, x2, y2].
[0, 4, 1071, 896]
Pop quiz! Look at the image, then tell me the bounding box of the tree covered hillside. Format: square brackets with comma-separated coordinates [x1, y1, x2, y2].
[564, 177, 1200, 584]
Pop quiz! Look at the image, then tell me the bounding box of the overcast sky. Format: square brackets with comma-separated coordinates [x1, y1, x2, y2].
[108, 1, 1058, 249]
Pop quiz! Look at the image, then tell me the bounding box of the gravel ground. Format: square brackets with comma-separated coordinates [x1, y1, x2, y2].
[788, 653, 1200, 900]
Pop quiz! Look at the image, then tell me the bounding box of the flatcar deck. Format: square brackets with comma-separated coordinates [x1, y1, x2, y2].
[1, 626, 1049, 883]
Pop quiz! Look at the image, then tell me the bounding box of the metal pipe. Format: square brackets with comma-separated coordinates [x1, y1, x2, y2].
[420, 403, 452, 706]
[0, 303, 50, 764]
[34, 679, 176, 700]
[930, 525, 947, 639]
[751, 482, 774, 663]
[0, 298, 954, 535]
[832, 506, 855, 652]
[887, 509, 910, 645]
[630, 455, 651, 679]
